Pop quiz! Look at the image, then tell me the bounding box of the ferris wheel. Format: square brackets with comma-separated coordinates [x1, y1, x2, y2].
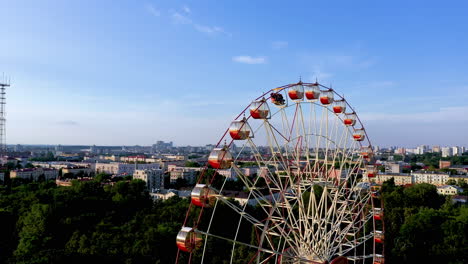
[175, 81, 385, 264]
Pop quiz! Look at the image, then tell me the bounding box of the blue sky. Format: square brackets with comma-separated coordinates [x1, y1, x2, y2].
[1, 0, 468, 147]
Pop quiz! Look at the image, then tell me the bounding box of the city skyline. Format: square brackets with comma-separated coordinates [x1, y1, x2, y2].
[2, 0, 468, 146]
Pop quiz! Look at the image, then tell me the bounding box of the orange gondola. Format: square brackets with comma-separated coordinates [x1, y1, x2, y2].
[343, 113, 357, 126]
[191, 184, 216, 207]
[176, 227, 203, 252]
[288, 83, 304, 100]
[249, 99, 270, 119]
[320, 90, 334, 105]
[229, 118, 253, 140]
[305, 83, 320, 101]
[208, 147, 233, 169]
[353, 129, 366, 141]
[333, 100, 346, 114]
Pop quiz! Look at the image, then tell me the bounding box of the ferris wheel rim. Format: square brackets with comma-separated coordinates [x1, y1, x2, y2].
[176, 81, 384, 264]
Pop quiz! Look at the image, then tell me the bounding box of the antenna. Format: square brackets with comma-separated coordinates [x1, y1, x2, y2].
[0, 75, 9, 162]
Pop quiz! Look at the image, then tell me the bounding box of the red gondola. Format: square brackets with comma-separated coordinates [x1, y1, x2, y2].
[333, 100, 346, 114]
[229, 118, 253, 140]
[288, 83, 304, 100]
[366, 165, 377, 178]
[373, 208, 383, 220]
[305, 83, 320, 101]
[374, 231, 384, 244]
[374, 254, 385, 264]
[249, 99, 270, 119]
[343, 113, 357, 126]
[208, 147, 233, 169]
[191, 184, 216, 207]
[320, 90, 334, 105]
[176, 227, 203, 252]
[353, 129, 365, 141]
[361, 146, 372, 159]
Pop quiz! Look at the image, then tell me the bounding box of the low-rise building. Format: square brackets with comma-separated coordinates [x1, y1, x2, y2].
[449, 175, 468, 184]
[375, 173, 413, 185]
[449, 165, 468, 175]
[120, 155, 146, 163]
[133, 169, 164, 191]
[95, 162, 161, 175]
[439, 160, 451, 169]
[62, 166, 92, 176]
[169, 168, 197, 184]
[412, 171, 449, 186]
[150, 189, 191, 200]
[437, 185, 463, 195]
[10, 168, 58, 181]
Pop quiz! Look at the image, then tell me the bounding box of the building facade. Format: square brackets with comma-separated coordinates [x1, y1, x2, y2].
[169, 168, 198, 184]
[375, 173, 413, 185]
[62, 166, 92, 176]
[412, 171, 450, 186]
[95, 162, 161, 175]
[10, 168, 58, 181]
[133, 169, 164, 191]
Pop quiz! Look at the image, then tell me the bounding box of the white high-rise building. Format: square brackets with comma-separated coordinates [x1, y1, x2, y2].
[452, 146, 461, 157]
[416, 145, 429, 155]
[441, 147, 453, 158]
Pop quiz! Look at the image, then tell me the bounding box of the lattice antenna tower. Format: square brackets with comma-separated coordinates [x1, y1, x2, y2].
[0, 74, 10, 159]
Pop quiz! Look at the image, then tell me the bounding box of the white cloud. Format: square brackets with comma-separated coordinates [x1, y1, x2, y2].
[300, 52, 376, 83]
[182, 5, 191, 14]
[272, 41, 288, 50]
[232, 56, 267, 64]
[194, 24, 224, 34]
[145, 4, 160, 17]
[172, 11, 192, 24]
[170, 10, 228, 36]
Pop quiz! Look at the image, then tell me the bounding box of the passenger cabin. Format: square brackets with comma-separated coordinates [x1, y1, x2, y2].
[374, 231, 384, 244]
[229, 118, 253, 140]
[320, 90, 334, 105]
[343, 113, 357, 126]
[353, 129, 366, 141]
[191, 184, 215, 207]
[371, 186, 381, 198]
[250, 99, 270, 119]
[176, 227, 203, 252]
[270, 92, 286, 106]
[374, 255, 385, 264]
[373, 208, 384, 221]
[208, 147, 233, 169]
[366, 166, 377, 178]
[361, 146, 372, 159]
[288, 84, 304, 100]
[305, 84, 320, 100]
[333, 100, 346, 114]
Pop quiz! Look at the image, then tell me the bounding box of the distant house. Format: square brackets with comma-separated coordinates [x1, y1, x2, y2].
[437, 185, 463, 196]
[150, 189, 191, 200]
